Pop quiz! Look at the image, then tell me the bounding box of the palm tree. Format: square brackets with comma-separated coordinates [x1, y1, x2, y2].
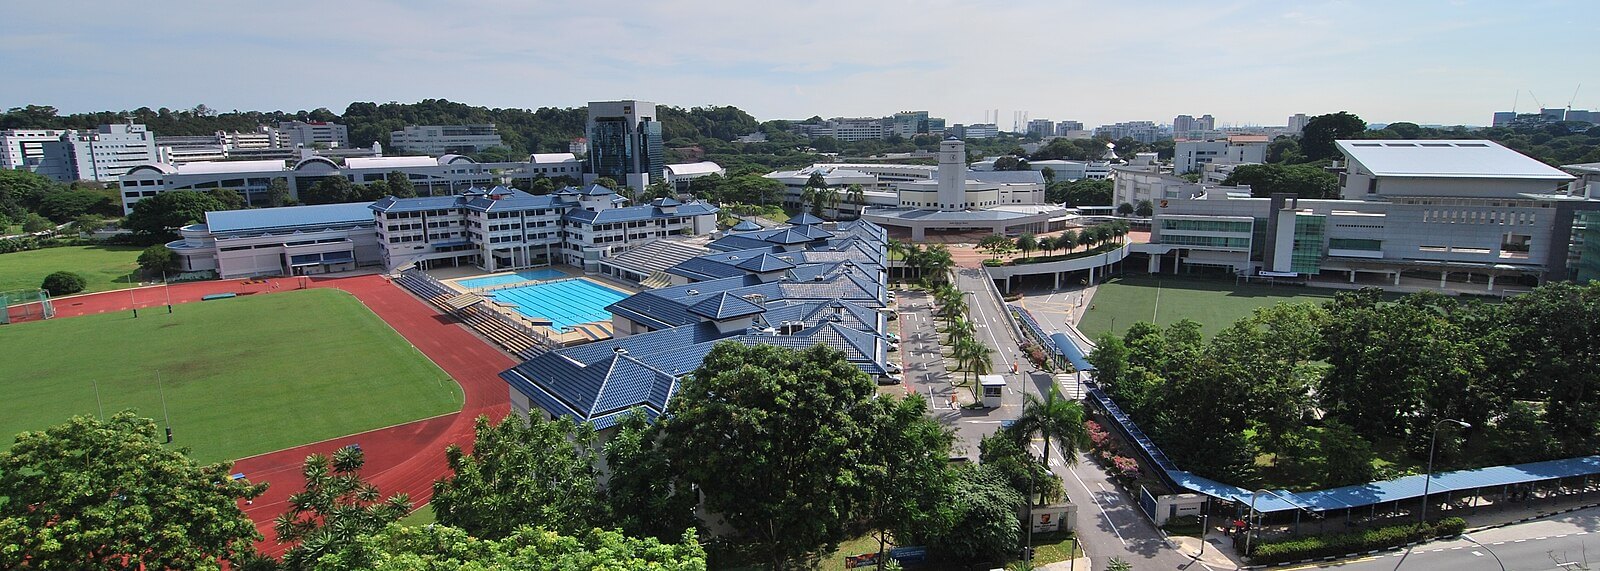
[819, 186, 841, 218]
[923, 245, 954, 284]
[1059, 230, 1079, 254]
[955, 338, 993, 391]
[1014, 386, 1089, 505]
[937, 290, 968, 330]
[800, 186, 819, 215]
[1016, 233, 1038, 258]
[845, 183, 867, 219]
[945, 316, 975, 345]
[1037, 235, 1057, 257]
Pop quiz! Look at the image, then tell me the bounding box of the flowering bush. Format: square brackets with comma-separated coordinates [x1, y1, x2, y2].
[1086, 421, 1112, 453]
[1111, 456, 1142, 481]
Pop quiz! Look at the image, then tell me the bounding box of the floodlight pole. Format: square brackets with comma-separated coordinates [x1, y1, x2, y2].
[130, 285, 138, 318]
[163, 271, 172, 313]
[93, 379, 103, 419]
[1421, 419, 1472, 525]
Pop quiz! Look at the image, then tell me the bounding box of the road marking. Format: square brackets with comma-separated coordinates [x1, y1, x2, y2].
[965, 420, 1003, 424]
[1472, 551, 1483, 557]
[1067, 461, 1127, 545]
[1513, 539, 1526, 543]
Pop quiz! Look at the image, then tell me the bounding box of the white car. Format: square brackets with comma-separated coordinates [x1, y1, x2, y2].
[877, 373, 905, 385]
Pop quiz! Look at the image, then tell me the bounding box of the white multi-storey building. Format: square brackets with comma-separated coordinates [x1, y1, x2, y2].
[389, 125, 504, 155]
[1132, 140, 1600, 289]
[1173, 135, 1269, 174]
[7, 124, 161, 182]
[278, 121, 349, 149]
[0, 129, 73, 180]
[168, 184, 720, 278]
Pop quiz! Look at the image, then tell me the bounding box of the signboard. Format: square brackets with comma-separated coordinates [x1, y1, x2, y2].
[1032, 510, 1062, 533]
[890, 546, 929, 565]
[844, 553, 880, 569]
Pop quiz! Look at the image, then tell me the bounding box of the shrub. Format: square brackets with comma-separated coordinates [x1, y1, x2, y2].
[1249, 517, 1467, 564]
[41, 271, 87, 296]
[1110, 456, 1141, 481]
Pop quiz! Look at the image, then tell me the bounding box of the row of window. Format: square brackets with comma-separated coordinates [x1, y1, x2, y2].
[1422, 210, 1536, 225]
[1162, 219, 1253, 233]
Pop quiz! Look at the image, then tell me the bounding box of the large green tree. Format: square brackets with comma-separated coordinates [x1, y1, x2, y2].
[309, 523, 706, 571]
[0, 412, 266, 570]
[0, 169, 56, 221]
[1299, 112, 1367, 161]
[384, 171, 417, 198]
[919, 465, 1023, 565]
[657, 342, 880, 568]
[1222, 163, 1341, 199]
[275, 446, 411, 569]
[299, 176, 356, 205]
[858, 393, 957, 562]
[603, 412, 697, 543]
[123, 190, 226, 241]
[432, 414, 606, 539]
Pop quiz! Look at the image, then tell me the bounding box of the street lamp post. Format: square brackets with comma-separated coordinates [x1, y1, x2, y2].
[1458, 533, 1506, 571]
[1421, 419, 1472, 525]
[1244, 489, 1290, 558]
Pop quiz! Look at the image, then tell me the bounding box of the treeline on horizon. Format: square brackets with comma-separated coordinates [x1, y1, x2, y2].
[4, 101, 1598, 169]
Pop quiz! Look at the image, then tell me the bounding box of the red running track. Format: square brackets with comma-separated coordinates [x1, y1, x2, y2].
[50, 274, 514, 556]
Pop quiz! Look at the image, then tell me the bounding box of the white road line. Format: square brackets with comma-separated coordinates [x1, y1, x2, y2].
[1471, 551, 1483, 557]
[1067, 461, 1127, 545]
[965, 285, 1012, 367]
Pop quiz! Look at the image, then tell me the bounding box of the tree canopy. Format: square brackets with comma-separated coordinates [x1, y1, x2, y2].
[1300, 112, 1368, 161]
[308, 523, 707, 571]
[431, 414, 606, 539]
[0, 412, 266, 570]
[1221, 163, 1341, 199]
[275, 446, 411, 569]
[123, 190, 225, 241]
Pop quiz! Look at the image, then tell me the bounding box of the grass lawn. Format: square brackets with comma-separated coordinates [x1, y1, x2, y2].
[399, 504, 437, 526]
[0, 245, 144, 294]
[1079, 275, 1343, 339]
[0, 288, 463, 463]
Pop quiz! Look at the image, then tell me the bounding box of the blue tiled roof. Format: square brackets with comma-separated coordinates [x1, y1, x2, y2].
[577, 183, 616, 196]
[688, 292, 767, 320]
[736, 253, 796, 273]
[464, 191, 563, 212]
[797, 224, 835, 240]
[370, 195, 462, 213]
[765, 228, 815, 244]
[788, 212, 825, 225]
[564, 202, 718, 225]
[1048, 333, 1096, 371]
[208, 202, 375, 234]
[653, 197, 682, 207]
[707, 234, 776, 251]
[730, 220, 763, 231]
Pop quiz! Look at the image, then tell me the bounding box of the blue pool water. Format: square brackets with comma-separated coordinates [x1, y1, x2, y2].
[487, 279, 630, 330]
[456, 269, 568, 289]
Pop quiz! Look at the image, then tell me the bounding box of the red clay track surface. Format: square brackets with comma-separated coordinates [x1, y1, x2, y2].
[50, 275, 514, 556]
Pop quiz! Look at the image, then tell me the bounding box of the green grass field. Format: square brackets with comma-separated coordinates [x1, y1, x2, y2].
[0, 288, 463, 463]
[0, 245, 144, 294]
[1078, 275, 1342, 339]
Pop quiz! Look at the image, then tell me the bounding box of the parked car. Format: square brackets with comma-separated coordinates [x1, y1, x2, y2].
[877, 373, 905, 385]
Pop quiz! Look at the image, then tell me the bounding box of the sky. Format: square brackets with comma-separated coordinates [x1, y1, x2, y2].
[2, 0, 1596, 129]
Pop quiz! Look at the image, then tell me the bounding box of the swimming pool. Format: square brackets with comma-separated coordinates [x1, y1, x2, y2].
[456, 268, 568, 290]
[487, 279, 630, 330]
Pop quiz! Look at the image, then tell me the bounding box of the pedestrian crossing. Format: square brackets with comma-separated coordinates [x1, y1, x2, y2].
[1057, 373, 1087, 400]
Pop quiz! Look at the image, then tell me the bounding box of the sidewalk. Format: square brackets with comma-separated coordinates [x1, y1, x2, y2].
[1171, 534, 1244, 569]
[1036, 556, 1092, 571]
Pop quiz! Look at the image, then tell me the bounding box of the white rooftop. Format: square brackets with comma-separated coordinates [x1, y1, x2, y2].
[345, 156, 438, 169]
[665, 161, 724, 176]
[172, 160, 288, 175]
[1337, 140, 1573, 180]
[529, 153, 578, 164]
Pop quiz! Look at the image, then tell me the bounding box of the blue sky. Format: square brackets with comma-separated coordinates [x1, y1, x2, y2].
[2, 0, 1594, 128]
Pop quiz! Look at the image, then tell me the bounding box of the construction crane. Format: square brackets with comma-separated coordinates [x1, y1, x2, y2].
[1529, 91, 1545, 109]
[1569, 84, 1584, 113]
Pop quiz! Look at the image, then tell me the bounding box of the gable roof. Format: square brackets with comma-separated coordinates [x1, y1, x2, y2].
[788, 212, 825, 225]
[729, 219, 764, 231]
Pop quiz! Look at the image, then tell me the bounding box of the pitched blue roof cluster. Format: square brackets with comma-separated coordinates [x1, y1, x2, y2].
[502, 219, 894, 429]
[729, 219, 763, 231]
[788, 212, 825, 225]
[371, 187, 566, 214]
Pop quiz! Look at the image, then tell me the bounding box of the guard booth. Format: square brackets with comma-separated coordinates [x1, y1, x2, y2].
[979, 374, 1006, 408]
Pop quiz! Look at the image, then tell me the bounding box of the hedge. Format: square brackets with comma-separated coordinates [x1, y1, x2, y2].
[1248, 517, 1466, 565]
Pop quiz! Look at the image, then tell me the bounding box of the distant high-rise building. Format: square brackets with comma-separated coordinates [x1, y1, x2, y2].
[1174, 114, 1217, 139]
[586, 100, 664, 192]
[1055, 121, 1084, 136]
[1287, 113, 1310, 134]
[1492, 111, 1518, 127]
[1026, 119, 1055, 138]
[890, 111, 933, 137]
[1095, 121, 1165, 143]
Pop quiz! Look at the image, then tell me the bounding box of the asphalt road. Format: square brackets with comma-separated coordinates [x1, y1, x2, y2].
[1293, 508, 1600, 571]
[944, 269, 1202, 571]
